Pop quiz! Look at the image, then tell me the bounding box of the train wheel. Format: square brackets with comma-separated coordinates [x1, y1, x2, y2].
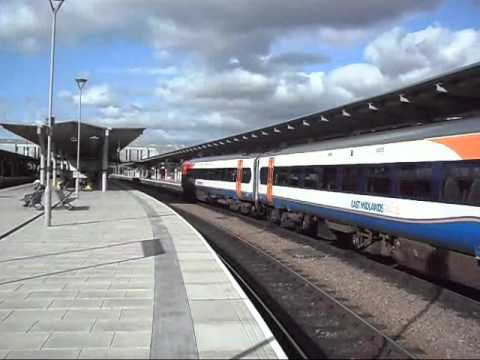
[252, 205, 266, 219]
[268, 208, 282, 224]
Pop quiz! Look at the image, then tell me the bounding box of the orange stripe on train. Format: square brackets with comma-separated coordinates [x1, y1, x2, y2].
[432, 134, 480, 160]
[236, 159, 243, 199]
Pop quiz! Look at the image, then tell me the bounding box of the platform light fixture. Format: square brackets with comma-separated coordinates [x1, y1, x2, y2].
[45, 0, 65, 227]
[399, 94, 410, 103]
[435, 83, 448, 93]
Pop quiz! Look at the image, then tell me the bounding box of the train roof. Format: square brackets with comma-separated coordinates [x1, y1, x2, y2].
[265, 116, 480, 156]
[188, 153, 259, 163]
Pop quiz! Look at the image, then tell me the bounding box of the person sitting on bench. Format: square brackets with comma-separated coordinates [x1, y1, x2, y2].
[38, 182, 76, 210]
[20, 180, 44, 209]
[54, 184, 75, 210]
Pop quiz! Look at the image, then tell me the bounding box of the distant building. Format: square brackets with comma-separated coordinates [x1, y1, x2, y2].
[0, 139, 40, 159]
[118, 145, 159, 162]
[0, 138, 159, 163]
[0, 139, 159, 162]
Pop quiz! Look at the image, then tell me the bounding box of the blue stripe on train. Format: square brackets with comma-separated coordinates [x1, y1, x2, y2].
[258, 194, 480, 256]
[196, 185, 254, 201]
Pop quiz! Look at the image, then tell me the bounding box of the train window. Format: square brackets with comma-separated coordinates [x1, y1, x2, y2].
[206, 169, 215, 180]
[366, 166, 391, 196]
[304, 167, 319, 189]
[226, 168, 237, 182]
[214, 169, 223, 180]
[288, 167, 303, 187]
[399, 164, 432, 201]
[440, 162, 480, 206]
[260, 167, 268, 185]
[441, 165, 468, 203]
[341, 166, 361, 192]
[323, 167, 337, 191]
[467, 167, 480, 206]
[242, 168, 251, 183]
[274, 167, 289, 186]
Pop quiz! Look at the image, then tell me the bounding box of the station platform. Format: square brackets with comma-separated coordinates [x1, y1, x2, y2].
[0, 184, 286, 359]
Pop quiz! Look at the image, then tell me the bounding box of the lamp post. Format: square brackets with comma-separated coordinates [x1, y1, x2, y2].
[75, 77, 87, 199]
[45, 0, 65, 227]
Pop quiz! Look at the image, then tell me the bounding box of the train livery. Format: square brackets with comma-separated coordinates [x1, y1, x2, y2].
[182, 118, 480, 289]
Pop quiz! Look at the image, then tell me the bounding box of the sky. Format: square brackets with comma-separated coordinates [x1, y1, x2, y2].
[1, 0, 480, 152]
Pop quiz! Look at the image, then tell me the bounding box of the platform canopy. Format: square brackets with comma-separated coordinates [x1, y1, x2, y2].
[139, 61, 480, 166]
[0, 121, 144, 161]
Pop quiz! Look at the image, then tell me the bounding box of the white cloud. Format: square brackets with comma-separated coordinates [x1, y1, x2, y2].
[327, 63, 385, 99]
[100, 105, 121, 118]
[139, 25, 480, 146]
[102, 66, 178, 76]
[365, 26, 480, 84]
[1, 0, 440, 60]
[0, 2, 44, 52]
[59, 84, 116, 107]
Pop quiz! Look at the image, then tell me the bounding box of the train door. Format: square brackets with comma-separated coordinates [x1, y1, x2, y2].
[236, 159, 243, 199]
[267, 157, 274, 204]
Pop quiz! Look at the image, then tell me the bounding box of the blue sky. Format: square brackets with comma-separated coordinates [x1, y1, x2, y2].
[1, 0, 479, 150]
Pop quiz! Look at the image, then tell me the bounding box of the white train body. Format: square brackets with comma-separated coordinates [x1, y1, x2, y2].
[184, 118, 480, 260]
[188, 156, 255, 202]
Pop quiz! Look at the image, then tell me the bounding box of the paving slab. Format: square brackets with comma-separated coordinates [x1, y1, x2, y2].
[5, 349, 81, 359]
[78, 347, 150, 359]
[43, 331, 115, 349]
[0, 332, 50, 350]
[0, 185, 41, 239]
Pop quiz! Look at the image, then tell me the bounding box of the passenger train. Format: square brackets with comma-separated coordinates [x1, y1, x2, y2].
[182, 118, 480, 289]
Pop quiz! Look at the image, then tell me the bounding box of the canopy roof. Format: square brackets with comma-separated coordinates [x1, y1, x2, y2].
[1, 121, 144, 161]
[0, 149, 38, 163]
[139, 61, 480, 165]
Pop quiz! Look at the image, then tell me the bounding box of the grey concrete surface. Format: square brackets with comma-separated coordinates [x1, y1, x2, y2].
[0, 185, 285, 359]
[0, 184, 41, 239]
[0, 189, 154, 358]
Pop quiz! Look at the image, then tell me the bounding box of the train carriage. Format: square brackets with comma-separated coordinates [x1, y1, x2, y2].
[257, 118, 480, 254]
[182, 117, 480, 289]
[183, 155, 256, 213]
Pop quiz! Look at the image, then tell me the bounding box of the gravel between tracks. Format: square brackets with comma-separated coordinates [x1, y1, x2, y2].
[169, 201, 480, 359]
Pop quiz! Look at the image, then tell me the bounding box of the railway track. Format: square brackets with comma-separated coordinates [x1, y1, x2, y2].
[126, 181, 418, 358]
